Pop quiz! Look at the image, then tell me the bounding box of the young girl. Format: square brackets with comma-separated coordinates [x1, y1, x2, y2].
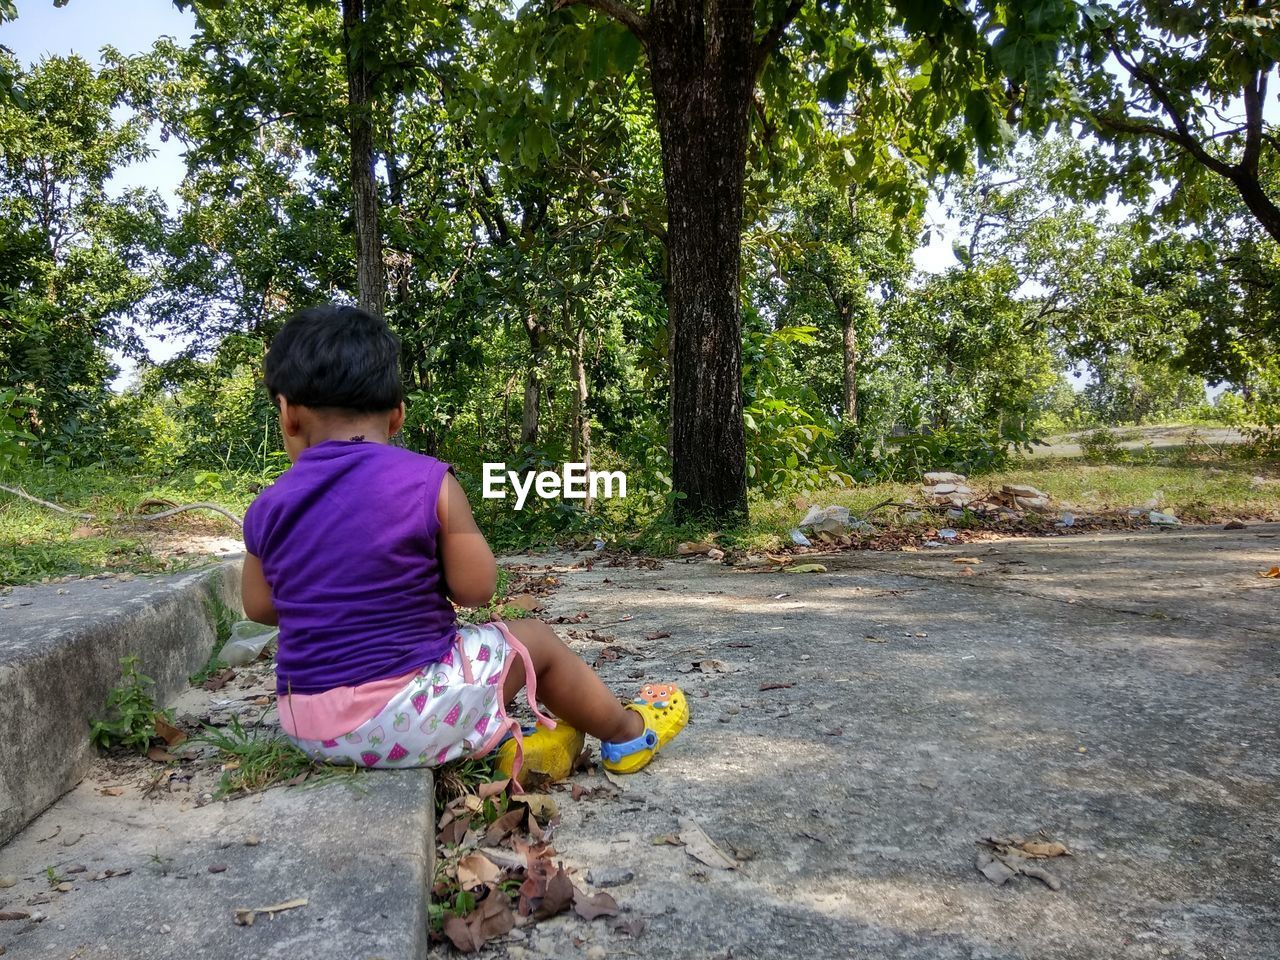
[241, 304, 686, 784]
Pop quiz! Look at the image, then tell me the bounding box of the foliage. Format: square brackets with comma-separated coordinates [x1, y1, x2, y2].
[1062, 0, 1280, 239]
[742, 325, 854, 493]
[0, 2, 1275, 545]
[0, 463, 251, 585]
[0, 51, 162, 466]
[0, 386, 35, 473]
[89, 656, 174, 753]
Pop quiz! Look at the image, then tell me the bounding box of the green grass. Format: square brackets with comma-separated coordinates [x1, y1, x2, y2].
[188, 593, 238, 686]
[191, 715, 357, 799]
[608, 451, 1280, 555]
[1, 448, 1275, 587]
[0, 464, 253, 586]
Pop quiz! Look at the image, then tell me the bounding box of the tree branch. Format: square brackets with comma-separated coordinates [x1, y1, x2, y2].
[1241, 66, 1265, 177]
[552, 0, 648, 44]
[754, 0, 804, 78]
[1104, 33, 1235, 179]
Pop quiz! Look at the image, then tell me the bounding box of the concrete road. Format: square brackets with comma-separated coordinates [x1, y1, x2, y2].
[1027, 425, 1246, 459]
[519, 524, 1280, 960]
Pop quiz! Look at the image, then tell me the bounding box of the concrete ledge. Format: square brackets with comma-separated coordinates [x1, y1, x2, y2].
[0, 562, 243, 844]
[0, 769, 434, 960]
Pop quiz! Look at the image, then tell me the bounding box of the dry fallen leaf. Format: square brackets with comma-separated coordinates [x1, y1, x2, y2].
[1260, 566, 1280, 579]
[482, 808, 525, 846]
[976, 838, 1066, 890]
[677, 541, 715, 555]
[511, 793, 559, 821]
[99, 787, 124, 797]
[233, 897, 308, 926]
[952, 557, 982, 564]
[456, 853, 501, 890]
[153, 717, 187, 747]
[477, 778, 510, 800]
[1019, 839, 1070, 858]
[572, 889, 619, 921]
[518, 860, 575, 921]
[677, 818, 738, 870]
[146, 746, 176, 763]
[442, 890, 514, 952]
[505, 593, 542, 611]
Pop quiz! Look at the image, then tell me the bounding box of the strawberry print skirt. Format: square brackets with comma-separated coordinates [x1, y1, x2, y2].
[284, 622, 533, 769]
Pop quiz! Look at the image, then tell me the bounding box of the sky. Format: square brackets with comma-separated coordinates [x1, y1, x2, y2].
[3, 0, 194, 199]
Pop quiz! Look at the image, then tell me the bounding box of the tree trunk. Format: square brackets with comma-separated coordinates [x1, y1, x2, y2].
[1230, 170, 1280, 244]
[570, 324, 594, 508]
[841, 305, 858, 426]
[342, 0, 385, 316]
[648, 3, 755, 522]
[521, 310, 545, 449]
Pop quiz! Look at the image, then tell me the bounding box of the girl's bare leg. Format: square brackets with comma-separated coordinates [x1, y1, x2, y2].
[501, 619, 644, 743]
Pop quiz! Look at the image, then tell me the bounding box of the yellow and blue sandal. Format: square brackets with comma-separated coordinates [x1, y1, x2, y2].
[494, 720, 585, 786]
[601, 683, 689, 774]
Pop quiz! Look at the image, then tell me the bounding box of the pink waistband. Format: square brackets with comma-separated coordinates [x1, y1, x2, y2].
[278, 666, 421, 740]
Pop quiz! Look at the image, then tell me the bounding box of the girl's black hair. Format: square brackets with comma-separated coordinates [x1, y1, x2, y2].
[264, 303, 403, 413]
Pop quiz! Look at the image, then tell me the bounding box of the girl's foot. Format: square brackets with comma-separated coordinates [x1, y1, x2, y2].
[600, 683, 689, 774]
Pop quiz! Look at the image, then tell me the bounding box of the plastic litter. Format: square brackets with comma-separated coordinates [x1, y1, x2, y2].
[221, 621, 279, 667]
[937, 528, 958, 540]
[1148, 511, 1181, 527]
[789, 528, 812, 547]
[798, 505, 851, 536]
[1056, 512, 1075, 528]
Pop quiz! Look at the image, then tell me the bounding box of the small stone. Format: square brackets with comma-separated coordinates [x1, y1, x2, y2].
[54, 882, 73, 892]
[0, 875, 17, 888]
[243, 835, 260, 847]
[208, 864, 228, 874]
[586, 866, 635, 888]
[587, 947, 607, 960]
[160, 923, 172, 934]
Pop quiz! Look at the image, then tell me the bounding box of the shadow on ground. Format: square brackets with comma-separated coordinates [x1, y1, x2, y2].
[516, 524, 1280, 960]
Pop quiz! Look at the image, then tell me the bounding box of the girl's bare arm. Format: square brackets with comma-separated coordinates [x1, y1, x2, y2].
[437, 472, 498, 607]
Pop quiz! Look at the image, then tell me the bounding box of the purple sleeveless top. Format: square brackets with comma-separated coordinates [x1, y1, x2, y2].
[242, 441, 457, 695]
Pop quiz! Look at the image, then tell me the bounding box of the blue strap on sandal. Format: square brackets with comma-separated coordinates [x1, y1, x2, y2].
[600, 728, 658, 765]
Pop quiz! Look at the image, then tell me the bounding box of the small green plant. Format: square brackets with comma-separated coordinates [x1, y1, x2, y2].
[45, 865, 65, 887]
[434, 754, 498, 815]
[89, 656, 173, 753]
[1080, 428, 1127, 464]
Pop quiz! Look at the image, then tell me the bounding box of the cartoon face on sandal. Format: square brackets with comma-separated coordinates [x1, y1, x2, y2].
[634, 683, 677, 707]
